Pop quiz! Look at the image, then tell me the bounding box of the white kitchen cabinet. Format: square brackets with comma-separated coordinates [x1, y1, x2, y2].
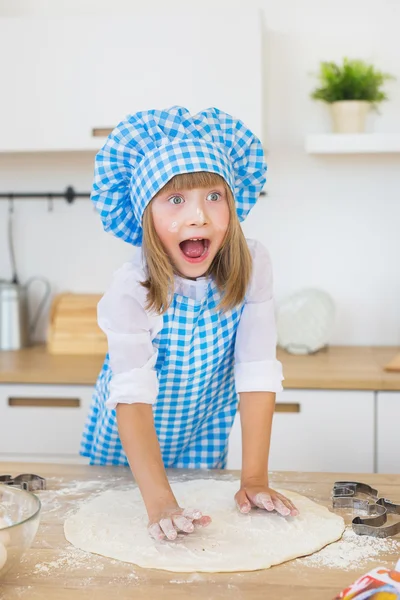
[227, 389, 375, 473]
[0, 12, 262, 152]
[0, 384, 93, 463]
[377, 391, 400, 474]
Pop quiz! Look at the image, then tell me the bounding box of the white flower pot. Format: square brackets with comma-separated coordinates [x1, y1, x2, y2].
[330, 100, 371, 133]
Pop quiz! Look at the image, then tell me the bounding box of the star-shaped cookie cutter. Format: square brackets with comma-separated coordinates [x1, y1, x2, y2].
[332, 481, 400, 538]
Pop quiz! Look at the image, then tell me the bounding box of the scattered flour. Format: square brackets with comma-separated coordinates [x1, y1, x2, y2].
[35, 477, 131, 520]
[33, 547, 105, 574]
[170, 573, 205, 584]
[31, 545, 140, 585]
[297, 527, 400, 570]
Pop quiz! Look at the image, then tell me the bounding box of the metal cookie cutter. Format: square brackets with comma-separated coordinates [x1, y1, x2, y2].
[332, 480, 400, 538]
[0, 473, 46, 492]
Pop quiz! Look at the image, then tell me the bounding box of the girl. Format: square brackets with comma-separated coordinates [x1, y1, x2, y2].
[81, 106, 298, 542]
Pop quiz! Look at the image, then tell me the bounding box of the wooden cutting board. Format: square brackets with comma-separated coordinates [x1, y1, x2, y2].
[384, 352, 400, 372]
[47, 293, 107, 355]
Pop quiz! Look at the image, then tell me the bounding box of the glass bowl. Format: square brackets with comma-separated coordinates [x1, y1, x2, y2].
[0, 485, 41, 579]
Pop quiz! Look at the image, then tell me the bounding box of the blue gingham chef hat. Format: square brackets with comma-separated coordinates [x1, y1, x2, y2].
[91, 106, 267, 246]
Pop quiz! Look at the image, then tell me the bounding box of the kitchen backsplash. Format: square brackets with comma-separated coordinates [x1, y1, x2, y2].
[0, 149, 399, 347]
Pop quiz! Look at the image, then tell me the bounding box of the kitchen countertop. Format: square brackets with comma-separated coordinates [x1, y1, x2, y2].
[0, 463, 399, 600]
[0, 344, 399, 390]
[0, 463, 400, 600]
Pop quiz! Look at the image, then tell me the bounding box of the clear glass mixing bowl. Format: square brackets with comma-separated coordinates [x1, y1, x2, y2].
[0, 485, 41, 578]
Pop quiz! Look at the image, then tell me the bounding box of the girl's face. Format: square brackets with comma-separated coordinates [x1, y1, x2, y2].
[151, 183, 230, 279]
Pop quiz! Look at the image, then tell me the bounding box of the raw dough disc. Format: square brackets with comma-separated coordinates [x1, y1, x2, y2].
[64, 479, 344, 573]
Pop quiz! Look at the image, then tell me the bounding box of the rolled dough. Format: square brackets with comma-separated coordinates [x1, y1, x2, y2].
[64, 479, 344, 572]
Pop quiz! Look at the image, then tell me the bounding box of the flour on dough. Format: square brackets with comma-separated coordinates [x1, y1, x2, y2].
[64, 479, 345, 573]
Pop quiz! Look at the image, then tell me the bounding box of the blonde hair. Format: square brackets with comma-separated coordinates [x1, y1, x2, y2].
[141, 172, 252, 314]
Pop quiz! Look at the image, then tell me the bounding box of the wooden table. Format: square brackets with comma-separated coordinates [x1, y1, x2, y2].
[1, 345, 400, 390]
[0, 464, 399, 599]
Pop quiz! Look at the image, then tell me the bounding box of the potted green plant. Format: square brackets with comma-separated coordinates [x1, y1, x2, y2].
[311, 58, 394, 133]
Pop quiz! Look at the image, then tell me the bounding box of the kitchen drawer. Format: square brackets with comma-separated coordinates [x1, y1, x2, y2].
[377, 391, 400, 473]
[0, 384, 93, 461]
[227, 389, 374, 472]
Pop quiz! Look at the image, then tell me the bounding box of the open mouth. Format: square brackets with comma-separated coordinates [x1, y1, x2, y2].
[179, 238, 210, 261]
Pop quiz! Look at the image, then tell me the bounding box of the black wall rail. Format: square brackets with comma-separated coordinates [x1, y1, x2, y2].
[0, 187, 266, 206]
[0, 186, 90, 204]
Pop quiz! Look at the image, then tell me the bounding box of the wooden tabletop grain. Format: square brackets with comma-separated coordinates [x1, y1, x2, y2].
[0, 463, 399, 600]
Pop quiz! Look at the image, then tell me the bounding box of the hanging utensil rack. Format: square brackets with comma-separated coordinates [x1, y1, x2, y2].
[0, 186, 90, 204]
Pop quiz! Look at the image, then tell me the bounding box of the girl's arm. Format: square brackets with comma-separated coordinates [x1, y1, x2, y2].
[117, 403, 176, 515]
[233, 241, 298, 517]
[239, 391, 274, 484]
[117, 403, 211, 540]
[234, 391, 299, 516]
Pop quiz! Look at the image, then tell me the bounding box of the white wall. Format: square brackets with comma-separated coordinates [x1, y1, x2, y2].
[0, 0, 399, 345]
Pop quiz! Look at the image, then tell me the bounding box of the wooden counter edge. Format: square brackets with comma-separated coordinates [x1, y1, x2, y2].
[0, 344, 399, 391]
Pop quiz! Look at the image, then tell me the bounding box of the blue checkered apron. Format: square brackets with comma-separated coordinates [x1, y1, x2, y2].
[80, 279, 244, 468]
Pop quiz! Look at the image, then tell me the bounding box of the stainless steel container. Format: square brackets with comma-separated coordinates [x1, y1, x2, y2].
[0, 278, 50, 351]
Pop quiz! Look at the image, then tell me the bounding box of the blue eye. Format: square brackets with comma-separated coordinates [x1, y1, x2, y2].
[207, 192, 220, 202]
[169, 196, 184, 205]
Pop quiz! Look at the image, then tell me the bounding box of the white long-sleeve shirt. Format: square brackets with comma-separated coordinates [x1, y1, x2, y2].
[98, 238, 284, 409]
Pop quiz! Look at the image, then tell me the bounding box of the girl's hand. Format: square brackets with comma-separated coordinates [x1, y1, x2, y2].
[235, 480, 299, 517]
[148, 505, 212, 541]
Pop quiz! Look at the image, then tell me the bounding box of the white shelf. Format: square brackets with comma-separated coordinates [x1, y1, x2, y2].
[305, 134, 400, 154]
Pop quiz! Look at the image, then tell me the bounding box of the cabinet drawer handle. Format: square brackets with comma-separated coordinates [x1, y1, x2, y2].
[92, 127, 113, 137]
[275, 403, 300, 413]
[8, 397, 81, 408]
